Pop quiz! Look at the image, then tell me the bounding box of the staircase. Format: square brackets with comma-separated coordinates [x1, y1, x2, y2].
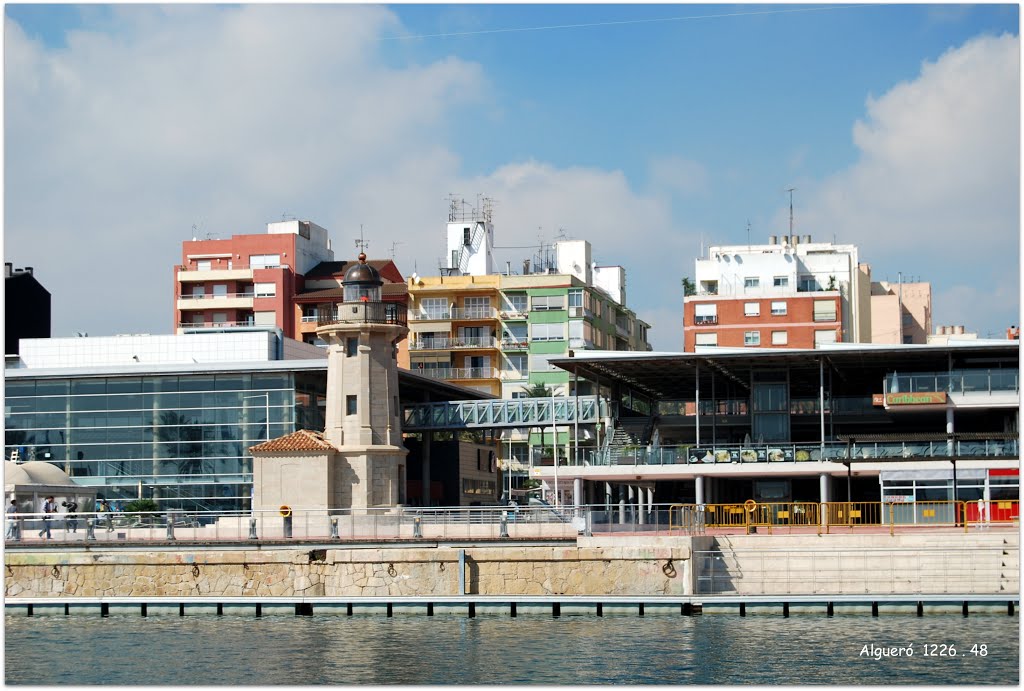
[457, 222, 486, 274]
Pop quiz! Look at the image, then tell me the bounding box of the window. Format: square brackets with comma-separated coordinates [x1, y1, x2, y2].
[773, 276, 789, 288]
[346, 337, 358, 357]
[568, 320, 584, 341]
[463, 227, 472, 245]
[799, 275, 820, 292]
[462, 296, 491, 319]
[530, 354, 562, 372]
[503, 323, 527, 345]
[346, 396, 357, 415]
[695, 333, 718, 347]
[532, 294, 565, 311]
[771, 301, 787, 316]
[191, 285, 206, 298]
[530, 323, 566, 341]
[694, 303, 717, 325]
[254, 282, 276, 298]
[212, 312, 228, 325]
[744, 277, 760, 291]
[250, 254, 281, 269]
[568, 289, 583, 308]
[504, 293, 527, 314]
[744, 302, 760, 317]
[771, 331, 788, 345]
[196, 260, 212, 271]
[254, 311, 276, 325]
[744, 331, 761, 346]
[813, 299, 837, 322]
[814, 330, 837, 347]
[420, 298, 448, 319]
[212, 284, 228, 297]
[506, 354, 528, 377]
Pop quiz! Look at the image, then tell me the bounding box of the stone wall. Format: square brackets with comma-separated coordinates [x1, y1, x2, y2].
[4, 543, 694, 599]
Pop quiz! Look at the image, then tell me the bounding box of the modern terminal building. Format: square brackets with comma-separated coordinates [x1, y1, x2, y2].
[529, 341, 1019, 517]
[4, 331, 491, 512]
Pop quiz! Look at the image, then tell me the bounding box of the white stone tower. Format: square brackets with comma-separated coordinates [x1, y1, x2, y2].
[250, 253, 409, 513]
[316, 253, 409, 508]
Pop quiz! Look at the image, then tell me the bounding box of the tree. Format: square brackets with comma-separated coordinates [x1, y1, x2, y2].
[681, 277, 696, 297]
[522, 382, 554, 398]
[123, 498, 159, 513]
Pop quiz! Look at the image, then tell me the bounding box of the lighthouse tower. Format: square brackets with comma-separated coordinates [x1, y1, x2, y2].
[316, 253, 409, 508]
[250, 252, 409, 513]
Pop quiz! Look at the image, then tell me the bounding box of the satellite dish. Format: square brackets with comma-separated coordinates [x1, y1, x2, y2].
[571, 516, 586, 532]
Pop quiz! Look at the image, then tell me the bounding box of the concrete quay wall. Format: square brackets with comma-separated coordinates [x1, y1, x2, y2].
[4, 543, 694, 600]
[4, 531, 1018, 601]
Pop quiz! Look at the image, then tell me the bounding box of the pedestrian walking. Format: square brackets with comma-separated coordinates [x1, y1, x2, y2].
[38, 496, 56, 539]
[62, 499, 79, 533]
[5, 499, 18, 540]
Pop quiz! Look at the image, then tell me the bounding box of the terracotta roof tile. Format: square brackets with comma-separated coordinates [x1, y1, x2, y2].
[250, 429, 337, 454]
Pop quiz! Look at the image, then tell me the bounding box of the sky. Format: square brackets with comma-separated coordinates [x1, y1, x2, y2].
[4, 3, 1020, 350]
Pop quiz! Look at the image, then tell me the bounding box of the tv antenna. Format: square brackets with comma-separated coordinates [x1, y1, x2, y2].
[354, 225, 369, 253]
[786, 187, 797, 235]
[389, 241, 403, 259]
[746, 219, 751, 248]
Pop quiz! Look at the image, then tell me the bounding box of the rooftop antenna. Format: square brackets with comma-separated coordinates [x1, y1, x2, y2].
[191, 224, 198, 241]
[746, 220, 751, 248]
[786, 187, 797, 235]
[389, 241, 403, 259]
[355, 225, 369, 253]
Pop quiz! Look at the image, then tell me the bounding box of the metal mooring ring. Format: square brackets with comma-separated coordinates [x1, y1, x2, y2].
[51, 565, 61, 579]
[387, 563, 397, 578]
[192, 564, 200, 578]
[662, 559, 677, 578]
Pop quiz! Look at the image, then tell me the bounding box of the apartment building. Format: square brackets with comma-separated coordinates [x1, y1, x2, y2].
[407, 204, 651, 398]
[870, 279, 933, 344]
[683, 234, 872, 351]
[174, 220, 334, 335]
[173, 220, 407, 362]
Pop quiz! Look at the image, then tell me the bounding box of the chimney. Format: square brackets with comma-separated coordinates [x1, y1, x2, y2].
[790, 234, 799, 246]
[4, 263, 11, 278]
[769, 235, 777, 245]
[523, 259, 531, 275]
[802, 235, 811, 244]
[1007, 326, 1020, 340]
[954, 325, 965, 335]
[24, 266, 33, 275]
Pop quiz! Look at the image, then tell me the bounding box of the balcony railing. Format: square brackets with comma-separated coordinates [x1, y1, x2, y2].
[317, 302, 407, 328]
[886, 370, 1020, 396]
[499, 309, 529, 320]
[451, 306, 498, 320]
[179, 291, 255, 300]
[411, 337, 498, 350]
[501, 338, 529, 350]
[414, 367, 498, 381]
[178, 319, 256, 329]
[410, 310, 452, 321]
[693, 315, 718, 325]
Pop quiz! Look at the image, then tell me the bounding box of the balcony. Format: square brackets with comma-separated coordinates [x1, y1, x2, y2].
[415, 367, 498, 381]
[693, 315, 718, 326]
[499, 309, 529, 320]
[317, 302, 408, 328]
[178, 319, 256, 330]
[451, 306, 498, 321]
[177, 291, 255, 311]
[501, 338, 530, 350]
[177, 267, 255, 283]
[410, 309, 452, 321]
[411, 336, 498, 351]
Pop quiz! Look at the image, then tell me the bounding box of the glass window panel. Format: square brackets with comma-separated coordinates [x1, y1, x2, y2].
[5, 381, 35, 397]
[179, 375, 216, 392]
[72, 380, 106, 396]
[34, 380, 69, 396]
[107, 378, 142, 394]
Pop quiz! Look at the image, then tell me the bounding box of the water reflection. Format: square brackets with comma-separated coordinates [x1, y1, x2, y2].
[5, 614, 1019, 685]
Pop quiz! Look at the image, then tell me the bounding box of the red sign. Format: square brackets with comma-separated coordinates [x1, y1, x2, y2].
[884, 391, 947, 406]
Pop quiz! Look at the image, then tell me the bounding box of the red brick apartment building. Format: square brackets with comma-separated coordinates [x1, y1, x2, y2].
[683, 293, 842, 350]
[173, 220, 408, 364]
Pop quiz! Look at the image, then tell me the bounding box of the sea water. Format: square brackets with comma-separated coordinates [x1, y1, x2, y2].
[4, 613, 1019, 685]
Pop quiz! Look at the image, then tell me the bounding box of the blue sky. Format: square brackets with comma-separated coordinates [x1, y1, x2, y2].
[4, 4, 1020, 349]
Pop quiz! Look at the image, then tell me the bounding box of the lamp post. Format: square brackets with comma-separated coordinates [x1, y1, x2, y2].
[243, 394, 270, 520]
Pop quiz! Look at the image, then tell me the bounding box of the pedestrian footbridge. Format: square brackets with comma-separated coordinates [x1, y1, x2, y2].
[402, 395, 609, 431]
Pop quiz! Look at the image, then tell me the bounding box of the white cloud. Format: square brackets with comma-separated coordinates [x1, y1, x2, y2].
[5, 6, 692, 350]
[647, 156, 709, 197]
[798, 33, 1019, 335]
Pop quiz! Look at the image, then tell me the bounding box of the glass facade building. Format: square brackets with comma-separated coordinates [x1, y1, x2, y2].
[5, 363, 326, 511]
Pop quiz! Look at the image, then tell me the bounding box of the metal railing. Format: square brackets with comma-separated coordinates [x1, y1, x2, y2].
[450, 307, 498, 320]
[4, 501, 1015, 544]
[179, 291, 256, 301]
[178, 319, 255, 329]
[317, 302, 407, 327]
[886, 369, 1020, 395]
[410, 336, 498, 350]
[412, 367, 498, 381]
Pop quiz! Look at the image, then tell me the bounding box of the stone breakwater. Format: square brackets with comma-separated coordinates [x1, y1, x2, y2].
[4, 543, 695, 599]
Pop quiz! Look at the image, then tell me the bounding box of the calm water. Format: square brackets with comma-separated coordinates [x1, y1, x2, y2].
[4, 613, 1019, 685]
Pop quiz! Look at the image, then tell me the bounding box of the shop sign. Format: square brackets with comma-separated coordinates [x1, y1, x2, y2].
[884, 391, 947, 406]
[883, 495, 915, 503]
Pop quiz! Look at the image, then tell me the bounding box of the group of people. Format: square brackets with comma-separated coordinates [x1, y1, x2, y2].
[5, 496, 84, 540]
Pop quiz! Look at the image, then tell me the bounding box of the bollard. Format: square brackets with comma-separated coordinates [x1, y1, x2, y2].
[248, 518, 258, 540]
[165, 515, 175, 541]
[283, 515, 293, 539]
[330, 517, 339, 539]
[85, 518, 96, 541]
[413, 513, 422, 539]
[499, 511, 509, 538]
